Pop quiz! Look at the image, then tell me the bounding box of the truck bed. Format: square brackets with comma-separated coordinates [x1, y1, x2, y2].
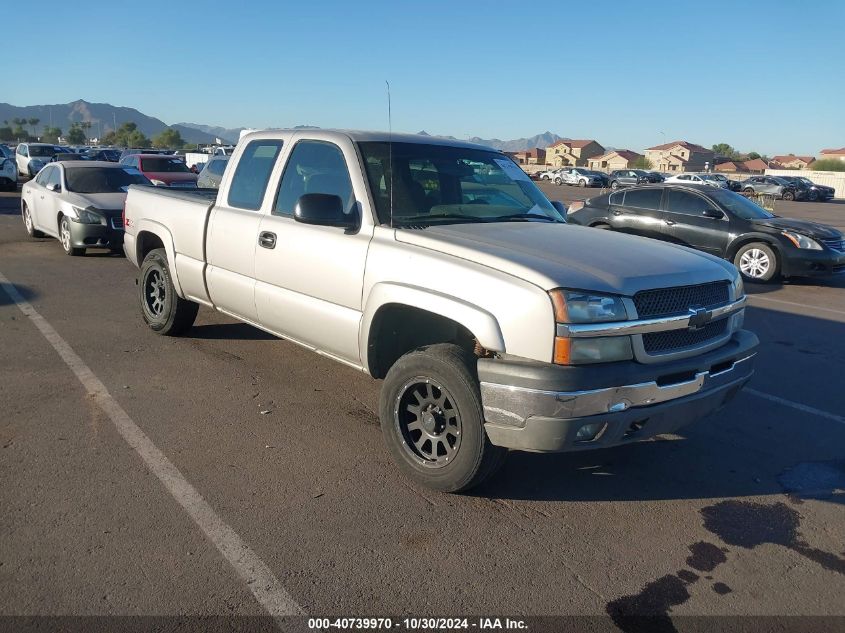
[129, 184, 219, 204]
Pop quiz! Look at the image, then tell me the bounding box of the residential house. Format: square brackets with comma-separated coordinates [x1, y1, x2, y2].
[741, 158, 769, 173]
[587, 149, 643, 172]
[819, 147, 845, 162]
[545, 139, 604, 167]
[509, 148, 546, 165]
[770, 154, 814, 169]
[714, 159, 768, 174]
[644, 141, 715, 172]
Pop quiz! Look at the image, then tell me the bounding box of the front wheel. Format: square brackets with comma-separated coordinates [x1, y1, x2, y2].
[782, 190, 795, 201]
[554, 177, 562, 185]
[59, 216, 84, 256]
[579, 179, 587, 187]
[610, 181, 620, 190]
[139, 248, 198, 335]
[734, 242, 779, 283]
[380, 344, 507, 493]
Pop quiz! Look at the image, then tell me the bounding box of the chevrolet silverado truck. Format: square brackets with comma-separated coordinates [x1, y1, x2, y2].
[123, 130, 758, 492]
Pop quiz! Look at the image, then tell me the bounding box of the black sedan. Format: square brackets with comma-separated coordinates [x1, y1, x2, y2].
[778, 175, 836, 202]
[608, 169, 664, 189]
[566, 183, 845, 282]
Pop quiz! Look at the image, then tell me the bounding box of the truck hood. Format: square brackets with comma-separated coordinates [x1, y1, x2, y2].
[395, 223, 736, 296]
[752, 217, 842, 239]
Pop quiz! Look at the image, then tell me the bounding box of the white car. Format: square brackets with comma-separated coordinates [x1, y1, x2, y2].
[20, 161, 151, 256]
[15, 143, 64, 177]
[664, 173, 728, 188]
[558, 167, 602, 187]
[0, 145, 16, 191]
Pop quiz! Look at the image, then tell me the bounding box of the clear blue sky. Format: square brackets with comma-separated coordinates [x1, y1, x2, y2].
[4, 0, 843, 154]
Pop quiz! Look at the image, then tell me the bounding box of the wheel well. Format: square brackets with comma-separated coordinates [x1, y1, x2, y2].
[367, 304, 477, 379]
[136, 231, 165, 263]
[590, 220, 611, 227]
[56, 211, 64, 232]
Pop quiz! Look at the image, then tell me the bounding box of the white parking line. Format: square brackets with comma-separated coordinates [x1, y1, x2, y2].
[0, 271, 304, 618]
[746, 388, 845, 425]
[748, 295, 845, 318]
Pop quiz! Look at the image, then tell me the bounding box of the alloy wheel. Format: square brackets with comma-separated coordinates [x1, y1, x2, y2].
[394, 377, 462, 469]
[144, 269, 166, 317]
[23, 207, 32, 233]
[739, 248, 770, 279]
[60, 219, 71, 252]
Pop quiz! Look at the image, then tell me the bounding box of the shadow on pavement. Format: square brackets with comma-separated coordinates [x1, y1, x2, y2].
[0, 282, 36, 306]
[187, 322, 278, 341]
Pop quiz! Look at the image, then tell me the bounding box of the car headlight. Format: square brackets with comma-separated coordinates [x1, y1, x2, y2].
[782, 231, 821, 250]
[549, 289, 632, 365]
[149, 179, 167, 186]
[72, 206, 104, 224]
[550, 289, 628, 323]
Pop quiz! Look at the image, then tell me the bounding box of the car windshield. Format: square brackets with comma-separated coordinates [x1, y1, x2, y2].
[140, 157, 190, 173]
[709, 189, 775, 220]
[798, 177, 815, 186]
[29, 146, 58, 157]
[358, 141, 564, 226]
[65, 167, 151, 193]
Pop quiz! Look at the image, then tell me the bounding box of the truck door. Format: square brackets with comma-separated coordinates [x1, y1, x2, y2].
[206, 139, 285, 323]
[254, 138, 372, 365]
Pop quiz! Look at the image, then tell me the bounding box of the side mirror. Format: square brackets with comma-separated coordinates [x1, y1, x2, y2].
[294, 193, 356, 229]
[46, 182, 60, 192]
[551, 200, 567, 215]
[702, 208, 724, 219]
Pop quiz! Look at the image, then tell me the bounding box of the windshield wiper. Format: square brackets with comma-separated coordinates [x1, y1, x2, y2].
[393, 213, 489, 227]
[492, 213, 563, 223]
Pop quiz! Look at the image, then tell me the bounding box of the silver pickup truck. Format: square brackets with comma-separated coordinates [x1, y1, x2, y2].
[123, 129, 757, 492]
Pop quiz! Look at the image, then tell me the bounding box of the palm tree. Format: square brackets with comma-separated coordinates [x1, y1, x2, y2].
[28, 118, 40, 135]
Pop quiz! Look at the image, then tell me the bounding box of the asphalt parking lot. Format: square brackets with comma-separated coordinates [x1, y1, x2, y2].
[1, 180, 844, 631]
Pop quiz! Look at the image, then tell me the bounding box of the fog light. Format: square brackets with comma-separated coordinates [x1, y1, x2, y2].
[575, 422, 607, 442]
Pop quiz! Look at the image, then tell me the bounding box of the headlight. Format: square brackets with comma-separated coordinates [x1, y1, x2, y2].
[72, 206, 104, 224]
[550, 289, 628, 323]
[782, 231, 821, 250]
[149, 179, 167, 186]
[554, 336, 633, 365]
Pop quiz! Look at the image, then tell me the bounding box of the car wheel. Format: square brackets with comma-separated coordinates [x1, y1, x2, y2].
[139, 248, 199, 336]
[808, 191, 818, 202]
[782, 190, 795, 201]
[554, 177, 562, 185]
[59, 216, 85, 256]
[379, 343, 507, 493]
[742, 187, 754, 194]
[734, 242, 778, 283]
[610, 181, 620, 190]
[21, 203, 45, 238]
[579, 179, 587, 187]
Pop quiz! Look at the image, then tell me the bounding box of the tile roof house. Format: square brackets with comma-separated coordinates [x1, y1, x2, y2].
[770, 155, 815, 169]
[644, 141, 715, 172]
[819, 147, 845, 162]
[714, 158, 769, 174]
[587, 149, 643, 172]
[509, 148, 546, 165]
[545, 139, 605, 167]
[741, 158, 769, 173]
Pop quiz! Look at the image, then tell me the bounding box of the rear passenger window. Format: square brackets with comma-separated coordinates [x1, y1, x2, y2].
[273, 141, 354, 217]
[227, 140, 284, 210]
[666, 190, 711, 215]
[623, 188, 662, 210]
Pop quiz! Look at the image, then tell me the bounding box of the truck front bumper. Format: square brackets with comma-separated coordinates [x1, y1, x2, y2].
[479, 330, 758, 452]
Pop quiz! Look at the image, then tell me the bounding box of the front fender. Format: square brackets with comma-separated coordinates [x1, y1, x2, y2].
[133, 219, 185, 298]
[360, 282, 506, 372]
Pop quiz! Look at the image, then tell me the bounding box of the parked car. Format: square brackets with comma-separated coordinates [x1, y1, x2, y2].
[608, 169, 663, 189]
[50, 153, 85, 162]
[15, 143, 67, 177]
[539, 168, 563, 182]
[123, 129, 757, 492]
[558, 167, 603, 187]
[741, 176, 805, 201]
[83, 148, 121, 162]
[120, 154, 198, 188]
[664, 173, 727, 188]
[0, 145, 16, 191]
[777, 175, 835, 202]
[20, 161, 151, 255]
[706, 174, 742, 191]
[566, 183, 844, 282]
[586, 170, 609, 187]
[196, 155, 229, 188]
[118, 148, 173, 162]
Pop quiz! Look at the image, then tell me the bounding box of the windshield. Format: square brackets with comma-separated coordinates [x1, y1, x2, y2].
[706, 174, 726, 181]
[140, 157, 190, 173]
[357, 142, 563, 226]
[30, 146, 58, 157]
[65, 167, 151, 193]
[709, 189, 775, 220]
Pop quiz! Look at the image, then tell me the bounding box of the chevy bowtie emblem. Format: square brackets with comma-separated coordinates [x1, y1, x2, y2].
[688, 307, 712, 331]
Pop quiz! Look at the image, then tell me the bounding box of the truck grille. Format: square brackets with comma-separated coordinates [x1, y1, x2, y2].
[821, 238, 844, 252]
[633, 282, 730, 319]
[643, 319, 729, 354]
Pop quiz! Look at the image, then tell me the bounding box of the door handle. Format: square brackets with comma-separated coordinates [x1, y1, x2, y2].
[258, 231, 277, 249]
[612, 210, 623, 216]
[665, 220, 676, 226]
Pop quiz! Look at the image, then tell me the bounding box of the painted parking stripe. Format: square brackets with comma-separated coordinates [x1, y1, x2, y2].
[0, 271, 304, 618]
[746, 388, 845, 425]
[748, 295, 845, 318]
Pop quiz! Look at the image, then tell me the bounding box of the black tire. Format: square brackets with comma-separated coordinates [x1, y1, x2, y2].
[808, 191, 818, 202]
[21, 202, 45, 238]
[743, 187, 754, 194]
[139, 248, 198, 336]
[782, 190, 795, 201]
[734, 242, 779, 283]
[610, 180, 620, 190]
[578, 179, 587, 187]
[59, 216, 85, 256]
[379, 343, 507, 493]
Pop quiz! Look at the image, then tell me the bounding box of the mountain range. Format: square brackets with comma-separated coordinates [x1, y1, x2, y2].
[1, 100, 565, 150]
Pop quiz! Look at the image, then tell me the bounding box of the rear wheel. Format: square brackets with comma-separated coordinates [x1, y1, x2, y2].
[579, 179, 587, 187]
[782, 190, 795, 201]
[610, 180, 620, 190]
[734, 242, 778, 282]
[139, 248, 198, 335]
[59, 216, 84, 256]
[554, 177, 562, 185]
[380, 344, 507, 493]
[743, 187, 754, 194]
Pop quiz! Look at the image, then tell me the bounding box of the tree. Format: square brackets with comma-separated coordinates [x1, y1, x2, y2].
[0, 126, 14, 142]
[809, 159, 845, 172]
[632, 156, 654, 170]
[152, 127, 185, 149]
[66, 124, 87, 145]
[746, 151, 761, 160]
[27, 118, 40, 135]
[41, 126, 62, 143]
[711, 143, 739, 159]
[101, 121, 150, 148]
